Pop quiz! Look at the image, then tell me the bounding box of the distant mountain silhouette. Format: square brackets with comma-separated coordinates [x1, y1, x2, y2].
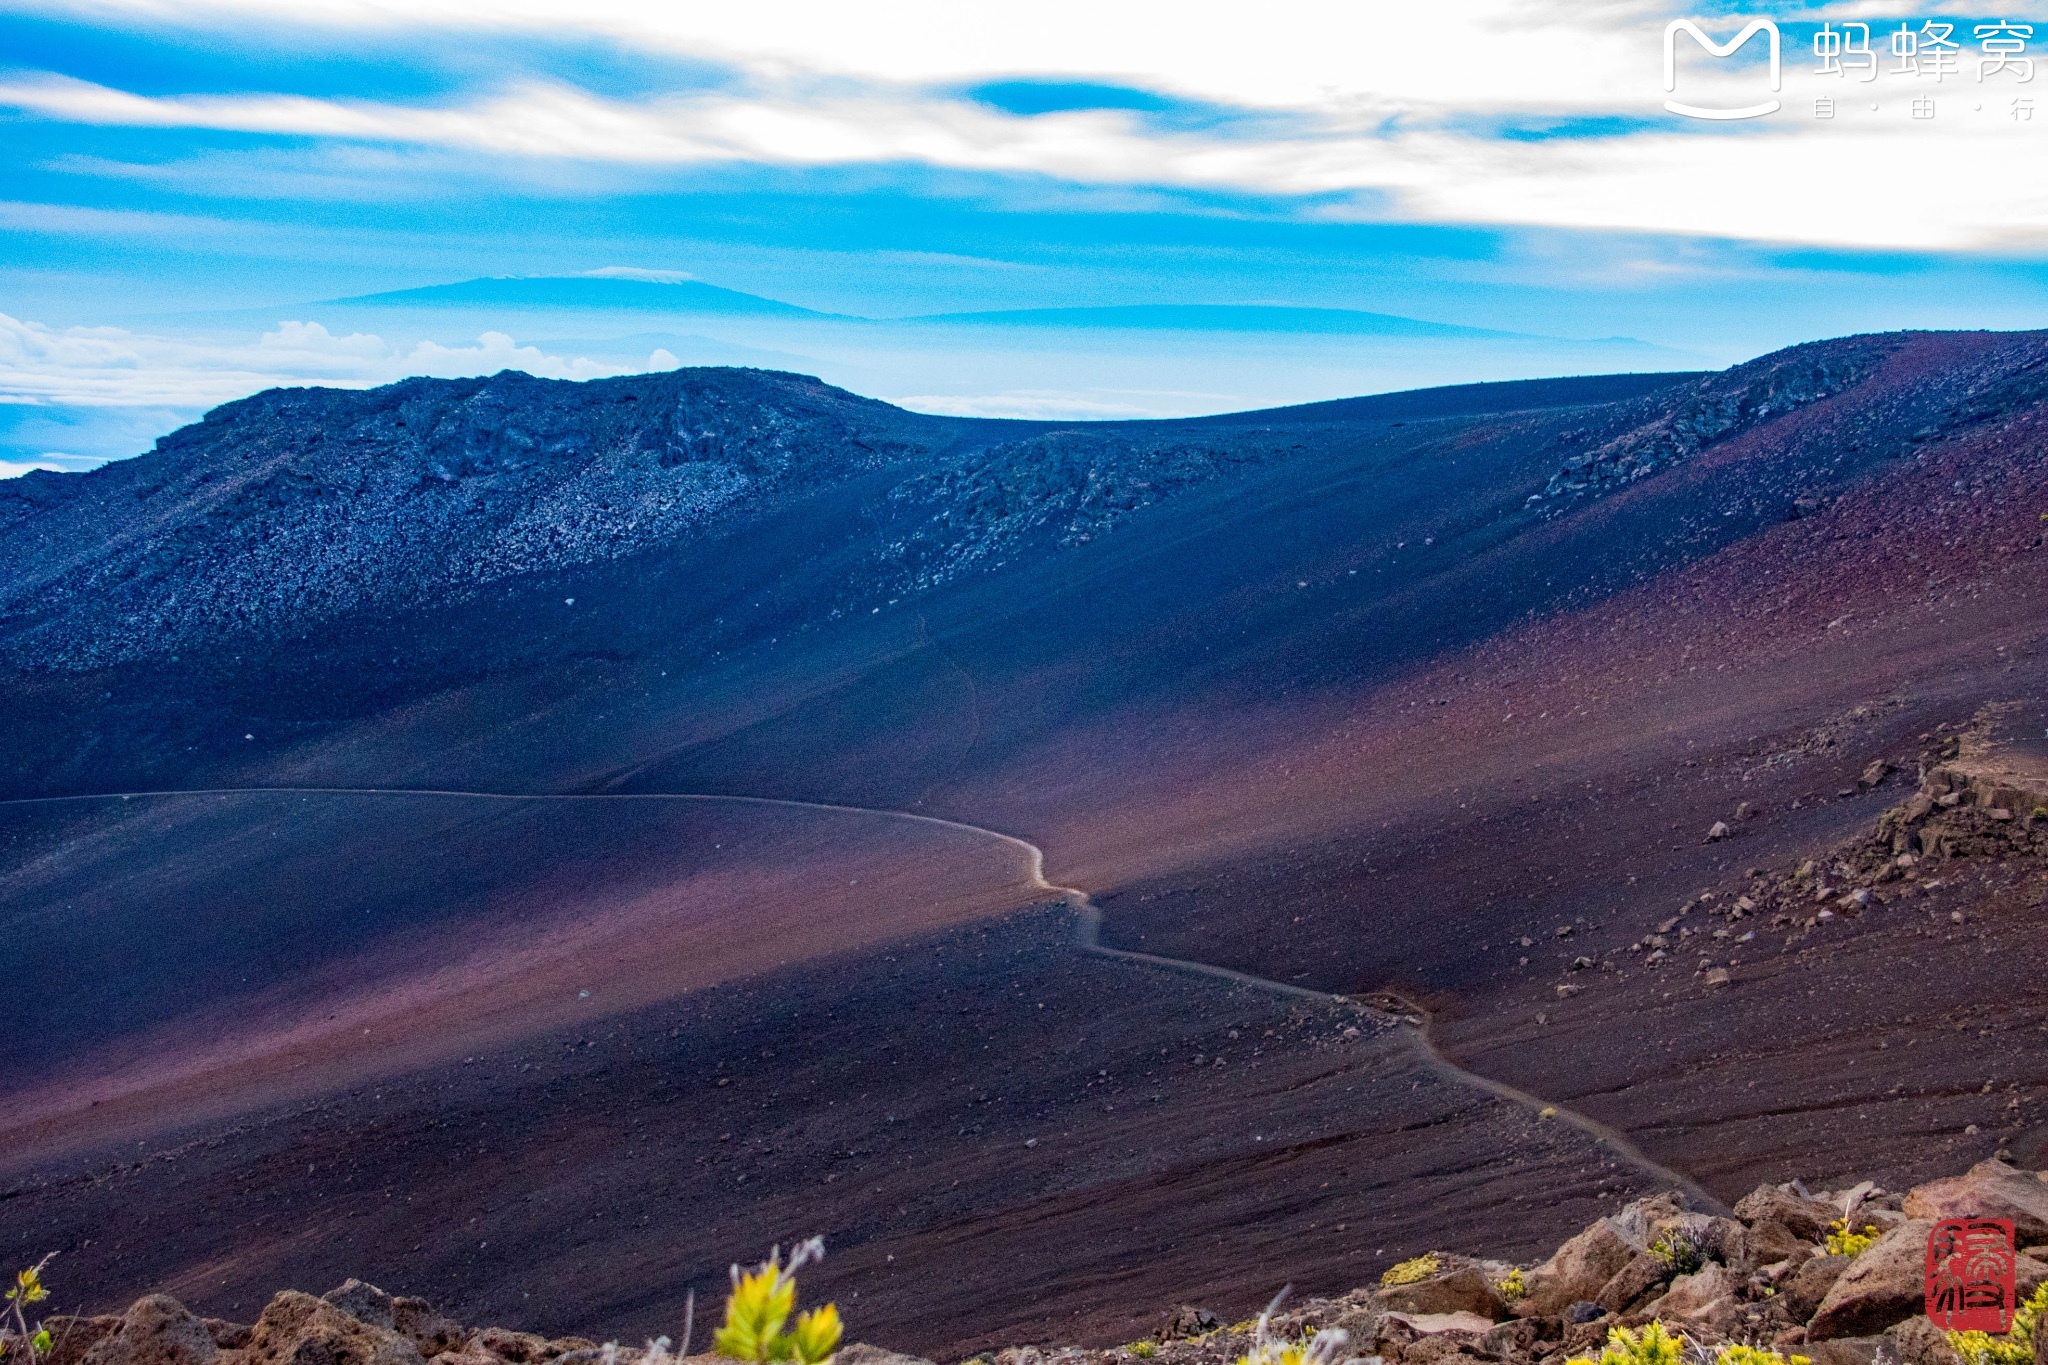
[904, 303, 1558, 339]
[315, 277, 1644, 344]
[324, 276, 836, 316]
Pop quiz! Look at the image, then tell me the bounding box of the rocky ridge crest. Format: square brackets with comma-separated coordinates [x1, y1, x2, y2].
[0, 368, 940, 670]
[1539, 337, 1896, 503]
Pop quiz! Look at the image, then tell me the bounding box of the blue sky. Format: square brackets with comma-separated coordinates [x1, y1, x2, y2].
[7, 1, 2048, 472]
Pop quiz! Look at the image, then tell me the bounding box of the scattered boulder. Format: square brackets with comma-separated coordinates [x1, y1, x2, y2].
[1808, 1220, 1936, 1341]
[80, 1296, 220, 1365]
[1595, 1254, 1672, 1316]
[1778, 1255, 1852, 1323]
[1380, 1311, 1497, 1337]
[1736, 1184, 1840, 1261]
[468, 1331, 552, 1365]
[1701, 1216, 1753, 1273]
[1154, 1307, 1220, 1343]
[1380, 1266, 1509, 1322]
[1643, 1264, 1742, 1336]
[39, 1316, 124, 1365]
[2021, 1252, 2048, 1303]
[1562, 1318, 1613, 1357]
[1480, 1319, 1543, 1360]
[322, 1283, 399, 1332]
[1806, 1338, 1888, 1365]
[1525, 1221, 1638, 1316]
[423, 1350, 501, 1365]
[837, 1347, 939, 1365]
[1401, 1334, 1491, 1365]
[1903, 1160, 2048, 1247]
[317, 1287, 463, 1361]
[203, 1324, 251, 1352]
[242, 1291, 425, 1365]
[391, 1302, 465, 1359]
[1886, 1316, 1965, 1365]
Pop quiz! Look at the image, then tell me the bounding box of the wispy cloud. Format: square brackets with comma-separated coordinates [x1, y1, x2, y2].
[0, 313, 673, 410]
[9, 6, 2048, 254]
[582, 266, 693, 281]
[10, 0, 1671, 110]
[0, 458, 71, 478]
[890, 389, 1185, 420]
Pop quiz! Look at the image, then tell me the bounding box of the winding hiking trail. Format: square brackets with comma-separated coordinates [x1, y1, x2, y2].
[2, 783, 1726, 1212]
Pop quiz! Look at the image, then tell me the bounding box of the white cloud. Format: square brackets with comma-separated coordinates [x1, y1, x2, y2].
[7, 27, 2048, 252]
[582, 266, 694, 282]
[0, 1, 1702, 111]
[403, 330, 616, 380]
[0, 314, 664, 411]
[0, 458, 69, 478]
[892, 390, 1190, 419]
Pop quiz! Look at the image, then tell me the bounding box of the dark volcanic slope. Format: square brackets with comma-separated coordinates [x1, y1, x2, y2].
[0, 793, 1037, 1120]
[4, 336, 2046, 1354]
[1, 905, 1669, 1358]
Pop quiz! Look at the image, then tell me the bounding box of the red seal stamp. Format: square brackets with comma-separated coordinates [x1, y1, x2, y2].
[1925, 1217, 2017, 1332]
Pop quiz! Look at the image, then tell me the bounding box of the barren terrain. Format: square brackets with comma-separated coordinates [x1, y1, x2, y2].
[3, 334, 2044, 1355]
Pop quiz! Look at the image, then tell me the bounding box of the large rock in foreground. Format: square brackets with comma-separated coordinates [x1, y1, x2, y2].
[1379, 1265, 1510, 1321]
[242, 1292, 424, 1365]
[79, 1296, 222, 1365]
[1903, 1160, 2048, 1247]
[1525, 1221, 1638, 1316]
[1808, 1220, 1936, 1341]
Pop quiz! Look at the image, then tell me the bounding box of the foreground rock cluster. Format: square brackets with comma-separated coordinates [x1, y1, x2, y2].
[983, 1160, 2048, 1365]
[33, 1161, 2048, 1365]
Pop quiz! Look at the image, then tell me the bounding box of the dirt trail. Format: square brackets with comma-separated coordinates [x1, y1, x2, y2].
[2, 784, 1725, 1211]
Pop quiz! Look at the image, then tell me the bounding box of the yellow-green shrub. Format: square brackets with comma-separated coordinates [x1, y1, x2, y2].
[1233, 1318, 1349, 1365]
[1824, 1221, 1879, 1258]
[1564, 1321, 1687, 1365]
[712, 1239, 843, 1364]
[1381, 1254, 1441, 1287]
[1715, 1345, 1811, 1365]
[1946, 1282, 2048, 1365]
[1947, 1331, 2027, 1365]
[1497, 1268, 1528, 1303]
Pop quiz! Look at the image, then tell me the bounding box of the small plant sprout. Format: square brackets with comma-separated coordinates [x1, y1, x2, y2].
[1496, 1268, 1529, 1303]
[1650, 1228, 1709, 1277]
[1233, 1289, 1348, 1365]
[1565, 1321, 1689, 1365]
[1380, 1254, 1441, 1287]
[2, 1255, 56, 1365]
[1823, 1221, 1879, 1258]
[713, 1238, 843, 1365]
[626, 1289, 695, 1365]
